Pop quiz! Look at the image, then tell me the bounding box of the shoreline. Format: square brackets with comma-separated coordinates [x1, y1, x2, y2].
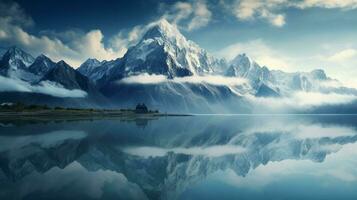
[0, 110, 192, 119]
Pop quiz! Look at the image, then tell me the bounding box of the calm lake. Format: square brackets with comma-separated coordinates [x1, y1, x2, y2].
[1, 115, 357, 200]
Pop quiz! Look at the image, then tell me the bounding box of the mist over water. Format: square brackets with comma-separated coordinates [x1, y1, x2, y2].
[1, 115, 357, 200]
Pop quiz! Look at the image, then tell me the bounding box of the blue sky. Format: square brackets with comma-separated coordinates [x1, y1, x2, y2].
[1, 0, 357, 86]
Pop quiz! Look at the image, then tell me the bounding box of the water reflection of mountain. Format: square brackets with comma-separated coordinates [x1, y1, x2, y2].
[1, 115, 357, 200]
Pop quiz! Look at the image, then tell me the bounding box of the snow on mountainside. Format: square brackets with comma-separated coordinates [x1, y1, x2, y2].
[225, 53, 354, 96]
[78, 58, 102, 77]
[102, 19, 224, 82]
[0, 49, 109, 107]
[41, 60, 98, 94]
[0, 47, 7, 58]
[2, 46, 35, 67]
[0, 46, 37, 82]
[78, 58, 121, 82]
[28, 54, 56, 76]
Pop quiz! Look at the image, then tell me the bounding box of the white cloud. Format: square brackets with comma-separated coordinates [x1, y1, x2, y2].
[109, 25, 148, 57]
[123, 145, 246, 158]
[0, 76, 87, 98]
[119, 73, 248, 86]
[163, 0, 212, 31]
[229, 0, 287, 27]
[120, 74, 167, 84]
[268, 13, 286, 27]
[0, 130, 87, 152]
[297, 0, 357, 9]
[169, 2, 193, 24]
[328, 48, 357, 62]
[218, 142, 357, 189]
[248, 91, 357, 109]
[187, 0, 212, 31]
[7, 162, 148, 200]
[294, 124, 356, 139]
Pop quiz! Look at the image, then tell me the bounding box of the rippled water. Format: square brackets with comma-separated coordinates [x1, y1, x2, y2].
[1, 115, 357, 200]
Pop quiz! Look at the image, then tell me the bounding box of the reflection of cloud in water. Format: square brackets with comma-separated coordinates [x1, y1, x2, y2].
[294, 124, 356, 139]
[123, 145, 246, 158]
[0, 123, 13, 127]
[0, 130, 87, 152]
[0, 162, 147, 200]
[247, 92, 357, 109]
[230, 121, 357, 144]
[214, 142, 357, 190]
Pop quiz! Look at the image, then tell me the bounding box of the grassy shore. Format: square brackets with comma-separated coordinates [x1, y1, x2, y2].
[0, 103, 191, 119]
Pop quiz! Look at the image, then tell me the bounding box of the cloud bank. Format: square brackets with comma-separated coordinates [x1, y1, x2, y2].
[4, 162, 147, 200]
[248, 91, 357, 110]
[123, 145, 246, 158]
[119, 73, 248, 86]
[0, 76, 87, 98]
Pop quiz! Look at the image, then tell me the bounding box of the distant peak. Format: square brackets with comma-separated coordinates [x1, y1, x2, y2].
[57, 60, 69, 66]
[79, 58, 102, 70]
[237, 53, 248, 59]
[231, 53, 252, 65]
[36, 54, 50, 60]
[84, 58, 100, 64]
[311, 69, 325, 73]
[310, 69, 327, 80]
[87, 58, 99, 61]
[8, 45, 20, 51]
[2, 46, 35, 66]
[6, 46, 27, 55]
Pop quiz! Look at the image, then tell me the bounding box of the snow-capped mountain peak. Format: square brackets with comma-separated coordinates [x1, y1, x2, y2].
[225, 52, 341, 95]
[226, 53, 265, 79]
[117, 19, 219, 78]
[142, 19, 187, 46]
[78, 58, 121, 83]
[42, 60, 91, 91]
[309, 69, 328, 80]
[81, 58, 101, 68]
[0, 46, 37, 81]
[28, 54, 55, 76]
[78, 58, 102, 76]
[230, 53, 253, 66]
[3, 46, 35, 67]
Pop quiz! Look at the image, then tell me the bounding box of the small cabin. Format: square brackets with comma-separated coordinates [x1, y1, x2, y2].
[135, 103, 149, 113]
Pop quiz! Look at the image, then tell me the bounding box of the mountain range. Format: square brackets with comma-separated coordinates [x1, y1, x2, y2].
[0, 19, 356, 113]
